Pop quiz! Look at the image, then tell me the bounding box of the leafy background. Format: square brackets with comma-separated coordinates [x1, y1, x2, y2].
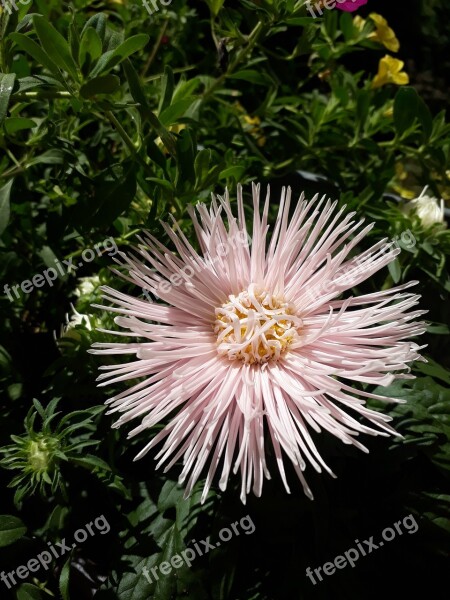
[0, 0, 449, 598]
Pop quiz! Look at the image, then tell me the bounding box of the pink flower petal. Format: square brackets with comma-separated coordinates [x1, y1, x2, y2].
[91, 183, 426, 503]
[335, 0, 368, 12]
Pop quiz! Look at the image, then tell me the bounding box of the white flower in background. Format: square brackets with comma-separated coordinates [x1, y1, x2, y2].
[64, 308, 94, 331]
[56, 306, 95, 348]
[403, 187, 446, 228]
[74, 275, 101, 299]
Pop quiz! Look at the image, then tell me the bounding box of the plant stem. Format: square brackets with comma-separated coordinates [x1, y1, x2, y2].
[11, 91, 72, 100]
[142, 20, 169, 77]
[104, 110, 139, 157]
[103, 111, 155, 181]
[203, 20, 265, 100]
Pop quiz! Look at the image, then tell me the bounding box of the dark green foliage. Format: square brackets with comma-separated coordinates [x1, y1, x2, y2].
[0, 1, 449, 598]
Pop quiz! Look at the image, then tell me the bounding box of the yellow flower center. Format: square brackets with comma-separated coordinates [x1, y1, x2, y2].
[214, 284, 301, 364]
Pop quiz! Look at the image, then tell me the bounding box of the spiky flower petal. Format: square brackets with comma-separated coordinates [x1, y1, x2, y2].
[91, 185, 426, 503]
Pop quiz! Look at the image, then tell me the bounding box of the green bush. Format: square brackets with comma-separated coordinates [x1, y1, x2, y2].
[0, 1, 449, 598]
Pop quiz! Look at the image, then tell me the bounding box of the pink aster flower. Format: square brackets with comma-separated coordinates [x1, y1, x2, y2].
[336, 0, 368, 12]
[91, 185, 426, 503]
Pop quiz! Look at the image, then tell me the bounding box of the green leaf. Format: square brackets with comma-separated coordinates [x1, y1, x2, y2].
[89, 163, 138, 227]
[105, 29, 124, 53]
[0, 73, 16, 124]
[91, 34, 149, 77]
[376, 377, 450, 471]
[416, 358, 450, 386]
[340, 11, 355, 41]
[15, 75, 63, 93]
[219, 165, 246, 181]
[146, 139, 169, 173]
[388, 257, 401, 283]
[69, 17, 80, 67]
[356, 89, 370, 132]
[205, 0, 225, 16]
[230, 69, 273, 86]
[172, 77, 201, 104]
[27, 149, 65, 166]
[175, 129, 195, 188]
[154, 524, 183, 600]
[81, 14, 107, 43]
[284, 13, 316, 24]
[158, 65, 175, 115]
[146, 177, 174, 192]
[33, 16, 79, 81]
[71, 455, 112, 471]
[194, 148, 211, 189]
[123, 59, 176, 156]
[80, 75, 121, 98]
[79, 27, 103, 72]
[416, 95, 433, 140]
[16, 583, 43, 600]
[0, 514, 27, 547]
[159, 98, 197, 127]
[59, 557, 71, 600]
[3, 117, 37, 134]
[0, 179, 13, 237]
[9, 33, 64, 83]
[394, 87, 418, 136]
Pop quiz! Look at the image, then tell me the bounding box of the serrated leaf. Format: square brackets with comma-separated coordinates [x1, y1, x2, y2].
[154, 524, 184, 599]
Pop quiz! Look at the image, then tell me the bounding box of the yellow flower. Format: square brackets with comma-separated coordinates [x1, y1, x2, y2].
[243, 115, 261, 127]
[353, 16, 366, 31]
[156, 123, 186, 154]
[368, 13, 400, 52]
[242, 114, 266, 147]
[372, 55, 409, 89]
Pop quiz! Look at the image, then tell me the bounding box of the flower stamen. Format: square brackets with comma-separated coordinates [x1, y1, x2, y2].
[214, 284, 301, 364]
